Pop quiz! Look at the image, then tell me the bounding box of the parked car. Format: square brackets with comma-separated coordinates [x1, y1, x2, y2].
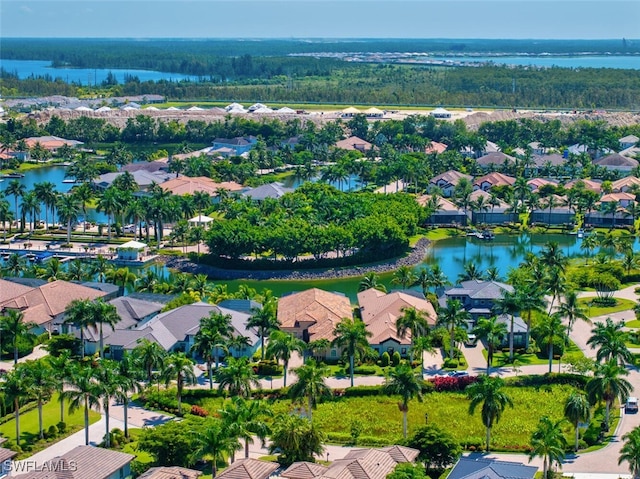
[123, 224, 136, 234]
[447, 371, 469, 378]
[626, 397, 638, 413]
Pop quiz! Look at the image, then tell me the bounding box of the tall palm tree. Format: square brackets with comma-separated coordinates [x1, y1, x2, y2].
[558, 289, 590, 341]
[289, 359, 331, 424]
[493, 290, 521, 362]
[199, 311, 234, 369]
[64, 363, 102, 445]
[619, 427, 640, 479]
[580, 233, 600, 264]
[22, 359, 57, 440]
[392, 265, 417, 290]
[193, 418, 241, 478]
[586, 359, 633, 430]
[162, 352, 197, 413]
[47, 350, 72, 423]
[219, 397, 272, 459]
[93, 360, 122, 447]
[56, 193, 81, 245]
[216, 357, 260, 398]
[0, 198, 14, 241]
[191, 327, 220, 390]
[115, 352, 143, 439]
[21, 190, 40, 234]
[1, 309, 35, 365]
[5, 179, 26, 230]
[397, 307, 430, 363]
[72, 182, 94, 233]
[466, 375, 513, 452]
[133, 338, 166, 385]
[528, 416, 568, 479]
[458, 262, 484, 283]
[587, 318, 633, 365]
[64, 299, 94, 359]
[94, 299, 121, 358]
[4, 366, 28, 447]
[247, 303, 280, 361]
[564, 391, 591, 452]
[438, 299, 470, 359]
[266, 330, 305, 387]
[33, 181, 57, 231]
[534, 313, 566, 373]
[359, 272, 387, 293]
[473, 316, 508, 374]
[384, 362, 425, 438]
[332, 317, 372, 387]
[97, 186, 125, 241]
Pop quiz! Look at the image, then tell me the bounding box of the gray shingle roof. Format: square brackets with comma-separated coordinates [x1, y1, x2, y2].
[447, 457, 537, 479]
[445, 280, 514, 300]
[242, 182, 294, 201]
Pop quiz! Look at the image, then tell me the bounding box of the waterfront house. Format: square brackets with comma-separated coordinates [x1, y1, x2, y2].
[428, 170, 472, 197]
[619, 134, 639, 150]
[418, 195, 468, 226]
[358, 288, 437, 358]
[593, 153, 639, 173]
[447, 457, 536, 479]
[160, 176, 243, 197]
[335, 136, 373, 152]
[212, 136, 257, 156]
[12, 445, 134, 479]
[24, 135, 84, 153]
[278, 288, 352, 347]
[469, 189, 514, 225]
[473, 172, 516, 192]
[531, 195, 574, 226]
[95, 170, 173, 192]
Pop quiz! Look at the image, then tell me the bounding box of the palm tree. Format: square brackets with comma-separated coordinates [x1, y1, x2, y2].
[332, 317, 372, 387]
[2, 253, 25, 277]
[1, 309, 34, 365]
[564, 391, 591, 452]
[528, 416, 568, 479]
[247, 303, 279, 361]
[581, 233, 600, 264]
[93, 360, 122, 447]
[21, 191, 40, 234]
[4, 366, 28, 447]
[72, 182, 94, 233]
[619, 427, 640, 479]
[5, 179, 26, 230]
[384, 362, 425, 438]
[199, 311, 234, 369]
[64, 299, 93, 359]
[458, 262, 484, 282]
[93, 299, 120, 358]
[473, 316, 508, 374]
[56, 193, 81, 245]
[359, 272, 387, 293]
[289, 359, 331, 423]
[586, 359, 633, 430]
[133, 338, 166, 385]
[466, 375, 513, 452]
[219, 397, 272, 460]
[34, 181, 57, 231]
[162, 352, 197, 412]
[97, 186, 125, 241]
[587, 317, 633, 365]
[47, 350, 72, 423]
[558, 289, 590, 341]
[64, 363, 102, 445]
[192, 327, 221, 390]
[216, 357, 260, 398]
[534, 313, 566, 373]
[266, 330, 305, 387]
[493, 290, 521, 362]
[22, 359, 57, 440]
[192, 418, 241, 478]
[0, 198, 14, 241]
[115, 352, 143, 439]
[438, 299, 470, 359]
[396, 307, 430, 363]
[392, 265, 417, 290]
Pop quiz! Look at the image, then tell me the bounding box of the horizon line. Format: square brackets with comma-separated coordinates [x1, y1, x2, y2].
[2, 37, 639, 41]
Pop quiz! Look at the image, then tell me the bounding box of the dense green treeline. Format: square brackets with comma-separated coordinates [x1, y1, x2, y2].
[3, 63, 640, 110]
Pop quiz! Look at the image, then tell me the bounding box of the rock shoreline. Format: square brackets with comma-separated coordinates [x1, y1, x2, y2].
[160, 237, 432, 281]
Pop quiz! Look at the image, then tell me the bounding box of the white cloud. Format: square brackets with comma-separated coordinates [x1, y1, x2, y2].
[20, 5, 33, 13]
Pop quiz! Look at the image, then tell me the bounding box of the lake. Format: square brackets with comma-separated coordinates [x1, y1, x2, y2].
[429, 55, 640, 70]
[0, 59, 200, 85]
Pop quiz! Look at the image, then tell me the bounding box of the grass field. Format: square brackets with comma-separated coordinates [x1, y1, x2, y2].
[577, 298, 636, 318]
[188, 384, 577, 451]
[0, 394, 101, 457]
[483, 341, 585, 368]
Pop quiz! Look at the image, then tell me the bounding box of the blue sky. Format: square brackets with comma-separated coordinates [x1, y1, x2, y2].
[1, 1, 638, 39]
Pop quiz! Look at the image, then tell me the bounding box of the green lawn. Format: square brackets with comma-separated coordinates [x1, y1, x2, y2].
[627, 319, 640, 328]
[423, 228, 464, 241]
[0, 393, 101, 457]
[482, 341, 585, 368]
[577, 297, 636, 318]
[188, 384, 577, 451]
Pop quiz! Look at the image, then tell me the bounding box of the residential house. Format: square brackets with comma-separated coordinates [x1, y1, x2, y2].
[212, 137, 258, 156]
[594, 153, 639, 173]
[425, 141, 448, 155]
[473, 172, 516, 192]
[567, 143, 612, 159]
[526, 178, 557, 192]
[440, 280, 528, 348]
[242, 182, 294, 201]
[217, 459, 278, 479]
[97, 302, 259, 359]
[460, 140, 500, 159]
[611, 176, 640, 193]
[0, 279, 109, 335]
[24, 135, 84, 153]
[12, 445, 134, 479]
[476, 151, 515, 170]
[282, 446, 419, 479]
[417, 195, 468, 226]
[358, 288, 437, 358]
[587, 192, 636, 226]
[619, 135, 639, 150]
[620, 145, 640, 159]
[428, 170, 472, 197]
[280, 136, 302, 149]
[335, 136, 373, 152]
[95, 169, 174, 192]
[528, 141, 548, 155]
[530, 153, 565, 175]
[278, 288, 353, 346]
[122, 160, 169, 173]
[564, 178, 602, 193]
[531, 195, 574, 226]
[469, 189, 514, 225]
[447, 457, 536, 479]
[138, 467, 202, 479]
[160, 176, 244, 197]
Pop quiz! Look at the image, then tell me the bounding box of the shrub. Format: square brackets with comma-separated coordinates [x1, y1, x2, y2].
[47, 425, 58, 439]
[255, 360, 283, 376]
[57, 421, 67, 434]
[381, 351, 390, 367]
[353, 366, 377, 375]
[392, 351, 401, 366]
[344, 385, 383, 397]
[429, 375, 478, 392]
[443, 359, 458, 369]
[190, 405, 209, 417]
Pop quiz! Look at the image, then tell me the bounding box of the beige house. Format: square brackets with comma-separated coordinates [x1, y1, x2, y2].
[335, 136, 373, 152]
[357, 288, 437, 357]
[138, 467, 202, 479]
[278, 288, 352, 346]
[217, 459, 278, 479]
